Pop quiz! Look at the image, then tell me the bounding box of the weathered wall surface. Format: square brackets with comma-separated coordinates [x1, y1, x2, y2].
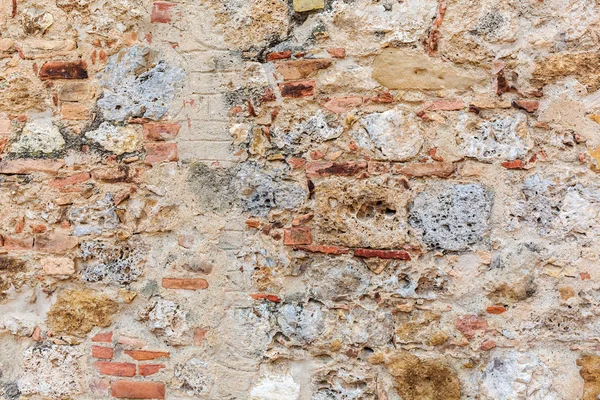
[1, 0, 600, 399]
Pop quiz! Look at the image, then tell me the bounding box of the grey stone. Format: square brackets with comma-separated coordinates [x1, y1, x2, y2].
[79, 239, 147, 285]
[172, 358, 210, 396]
[69, 194, 120, 237]
[277, 302, 324, 344]
[234, 163, 306, 217]
[409, 183, 493, 251]
[97, 46, 185, 121]
[188, 163, 237, 213]
[9, 113, 65, 157]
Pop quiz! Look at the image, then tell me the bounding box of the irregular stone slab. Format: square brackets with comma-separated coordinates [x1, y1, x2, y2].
[410, 183, 493, 251]
[85, 122, 143, 155]
[372, 48, 484, 90]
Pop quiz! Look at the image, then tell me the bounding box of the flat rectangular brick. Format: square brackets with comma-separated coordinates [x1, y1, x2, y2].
[49, 172, 91, 187]
[3, 236, 33, 250]
[39, 60, 88, 80]
[111, 381, 165, 399]
[92, 346, 114, 359]
[394, 162, 455, 178]
[124, 350, 170, 361]
[94, 361, 136, 377]
[283, 227, 312, 246]
[162, 278, 209, 290]
[305, 161, 367, 177]
[275, 59, 332, 81]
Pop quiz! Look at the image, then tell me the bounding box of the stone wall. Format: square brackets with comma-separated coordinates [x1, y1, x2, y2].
[1, 0, 600, 399]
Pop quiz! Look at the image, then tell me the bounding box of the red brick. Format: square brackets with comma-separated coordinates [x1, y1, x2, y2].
[395, 162, 455, 178]
[279, 80, 315, 98]
[124, 350, 170, 361]
[513, 99, 539, 113]
[323, 96, 363, 113]
[92, 346, 114, 359]
[250, 293, 281, 303]
[138, 364, 165, 376]
[3, 236, 33, 250]
[33, 233, 78, 253]
[92, 331, 113, 343]
[266, 50, 291, 61]
[371, 92, 394, 103]
[486, 305, 506, 314]
[294, 244, 350, 255]
[94, 361, 136, 377]
[353, 248, 411, 260]
[144, 143, 178, 164]
[275, 59, 332, 81]
[305, 161, 367, 177]
[151, 2, 175, 23]
[111, 381, 165, 399]
[455, 315, 488, 339]
[327, 48, 346, 58]
[162, 278, 209, 290]
[49, 172, 91, 187]
[91, 166, 131, 183]
[501, 160, 526, 170]
[283, 227, 312, 246]
[0, 159, 64, 175]
[39, 61, 88, 80]
[143, 123, 181, 141]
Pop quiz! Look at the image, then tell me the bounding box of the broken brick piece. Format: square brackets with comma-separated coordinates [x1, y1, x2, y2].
[39, 61, 88, 80]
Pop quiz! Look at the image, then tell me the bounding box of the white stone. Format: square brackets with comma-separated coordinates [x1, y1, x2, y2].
[85, 122, 142, 155]
[10, 113, 65, 155]
[249, 375, 300, 400]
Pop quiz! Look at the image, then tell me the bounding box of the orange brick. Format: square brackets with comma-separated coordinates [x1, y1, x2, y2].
[162, 278, 209, 290]
[91, 331, 113, 343]
[111, 381, 165, 399]
[92, 346, 114, 359]
[144, 143, 178, 164]
[138, 364, 165, 376]
[124, 350, 170, 361]
[94, 361, 135, 377]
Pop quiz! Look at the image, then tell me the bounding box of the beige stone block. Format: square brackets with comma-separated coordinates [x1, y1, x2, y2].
[41, 257, 75, 275]
[372, 48, 484, 90]
[293, 0, 325, 12]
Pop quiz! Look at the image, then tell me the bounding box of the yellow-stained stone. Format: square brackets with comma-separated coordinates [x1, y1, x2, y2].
[293, 0, 324, 12]
[372, 48, 484, 90]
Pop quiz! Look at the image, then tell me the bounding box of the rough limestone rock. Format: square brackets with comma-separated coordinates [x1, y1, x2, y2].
[410, 183, 494, 251]
[249, 374, 300, 400]
[9, 114, 65, 156]
[84, 122, 143, 155]
[97, 46, 184, 121]
[172, 358, 210, 396]
[354, 108, 424, 161]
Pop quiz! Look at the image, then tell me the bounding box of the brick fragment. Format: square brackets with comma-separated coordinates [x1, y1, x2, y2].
[194, 328, 207, 346]
[111, 381, 165, 399]
[49, 172, 91, 187]
[480, 339, 497, 351]
[395, 162, 455, 178]
[151, 2, 175, 23]
[34, 233, 78, 253]
[124, 350, 170, 361]
[94, 361, 136, 377]
[323, 96, 363, 113]
[513, 99, 539, 113]
[283, 226, 312, 246]
[353, 248, 411, 260]
[39, 60, 88, 80]
[276, 59, 332, 81]
[279, 80, 315, 98]
[3, 236, 34, 250]
[118, 335, 146, 348]
[371, 92, 394, 103]
[162, 278, 209, 290]
[60, 102, 92, 120]
[294, 244, 350, 255]
[0, 159, 64, 175]
[455, 315, 488, 339]
[501, 160, 527, 170]
[92, 346, 114, 359]
[144, 143, 178, 164]
[327, 48, 345, 58]
[486, 305, 506, 314]
[267, 50, 291, 61]
[287, 157, 306, 169]
[143, 122, 180, 141]
[92, 331, 113, 343]
[305, 161, 367, 177]
[421, 99, 464, 111]
[138, 364, 165, 376]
